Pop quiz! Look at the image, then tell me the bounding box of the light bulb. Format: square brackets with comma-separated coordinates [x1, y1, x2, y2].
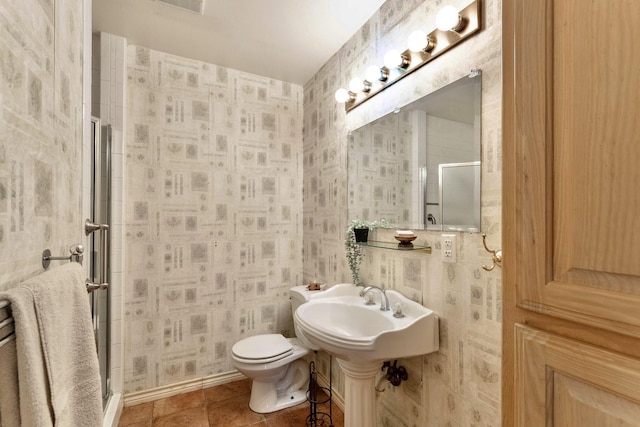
[365, 65, 387, 82]
[436, 6, 463, 32]
[384, 50, 408, 69]
[407, 30, 427, 52]
[334, 88, 353, 104]
[348, 78, 365, 93]
[407, 30, 435, 53]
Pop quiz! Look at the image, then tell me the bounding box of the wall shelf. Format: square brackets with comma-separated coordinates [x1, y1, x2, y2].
[358, 241, 432, 253]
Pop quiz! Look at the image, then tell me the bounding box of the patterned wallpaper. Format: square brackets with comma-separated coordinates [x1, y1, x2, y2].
[122, 46, 304, 392]
[302, 0, 503, 425]
[0, 0, 84, 289]
[348, 111, 415, 227]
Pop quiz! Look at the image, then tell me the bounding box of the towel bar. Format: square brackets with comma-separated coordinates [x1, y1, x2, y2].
[0, 300, 15, 348]
[0, 333, 15, 348]
[40, 219, 110, 293]
[0, 325, 15, 345]
[42, 244, 84, 269]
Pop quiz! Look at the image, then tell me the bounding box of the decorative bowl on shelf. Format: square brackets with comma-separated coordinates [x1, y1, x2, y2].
[394, 234, 417, 248]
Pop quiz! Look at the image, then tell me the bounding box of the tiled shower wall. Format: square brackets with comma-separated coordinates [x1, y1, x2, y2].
[122, 46, 304, 392]
[0, 0, 85, 289]
[303, 0, 503, 425]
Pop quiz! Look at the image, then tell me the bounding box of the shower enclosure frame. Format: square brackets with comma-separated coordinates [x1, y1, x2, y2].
[90, 116, 112, 407]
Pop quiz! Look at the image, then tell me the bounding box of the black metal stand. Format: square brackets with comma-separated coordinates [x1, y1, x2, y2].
[306, 357, 333, 426]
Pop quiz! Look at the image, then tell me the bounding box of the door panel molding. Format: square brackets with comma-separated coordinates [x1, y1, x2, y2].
[520, 280, 640, 338]
[515, 325, 640, 427]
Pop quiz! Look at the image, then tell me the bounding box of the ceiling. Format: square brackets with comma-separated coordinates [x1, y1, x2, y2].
[92, 0, 387, 85]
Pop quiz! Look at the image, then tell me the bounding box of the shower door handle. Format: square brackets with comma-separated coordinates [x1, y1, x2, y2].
[85, 219, 109, 293]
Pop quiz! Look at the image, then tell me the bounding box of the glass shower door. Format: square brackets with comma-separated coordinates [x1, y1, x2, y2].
[90, 117, 111, 407]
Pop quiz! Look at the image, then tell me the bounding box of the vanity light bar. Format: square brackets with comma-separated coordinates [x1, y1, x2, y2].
[336, 0, 482, 112]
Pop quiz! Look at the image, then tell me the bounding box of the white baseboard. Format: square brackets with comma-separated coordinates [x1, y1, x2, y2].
[103, 393, 123, 427]
[123, 371, 246, 407]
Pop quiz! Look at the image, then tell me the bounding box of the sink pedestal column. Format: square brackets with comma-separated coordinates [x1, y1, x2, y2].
[336, 359, 381, 427]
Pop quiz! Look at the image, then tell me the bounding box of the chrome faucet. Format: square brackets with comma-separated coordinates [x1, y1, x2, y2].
[359, 285, 390, 311]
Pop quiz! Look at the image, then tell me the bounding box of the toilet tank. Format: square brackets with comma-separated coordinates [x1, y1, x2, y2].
[289, 285, 317, 312]
[289, 285, 321, 351]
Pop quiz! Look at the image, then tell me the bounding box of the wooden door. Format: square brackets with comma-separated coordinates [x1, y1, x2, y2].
[502, 0, 640, 425]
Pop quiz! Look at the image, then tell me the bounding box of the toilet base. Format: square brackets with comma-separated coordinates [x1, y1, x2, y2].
[248, 359, 309, 414]
[249, 385, 307, 414]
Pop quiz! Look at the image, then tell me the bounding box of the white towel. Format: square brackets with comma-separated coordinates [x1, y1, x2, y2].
[0, 263, 103, 427]
[0, 337, 21, 427]
[1, 284, 53, 426]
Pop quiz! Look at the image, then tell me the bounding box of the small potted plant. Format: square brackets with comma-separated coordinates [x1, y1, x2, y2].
[347, 219, 390, 242]
[345, 219, 389, 285]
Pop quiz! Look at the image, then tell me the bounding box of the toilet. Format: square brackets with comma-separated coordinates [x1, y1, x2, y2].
[231, 285, 319, 414]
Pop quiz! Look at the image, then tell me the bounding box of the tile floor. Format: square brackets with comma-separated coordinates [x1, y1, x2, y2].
[117, 379, 344, 427]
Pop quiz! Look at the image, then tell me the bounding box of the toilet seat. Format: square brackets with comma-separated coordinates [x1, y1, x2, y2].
[232, 334, 293, 364]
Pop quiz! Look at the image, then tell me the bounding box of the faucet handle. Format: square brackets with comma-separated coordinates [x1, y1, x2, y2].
[393, 303, 405, 318]
[364, 292, 376, 305]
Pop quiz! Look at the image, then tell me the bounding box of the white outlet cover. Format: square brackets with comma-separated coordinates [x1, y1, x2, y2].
[441, 234, 457, 262]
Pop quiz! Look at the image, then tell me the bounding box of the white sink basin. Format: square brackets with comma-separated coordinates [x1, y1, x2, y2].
[294, 283, 439, 362]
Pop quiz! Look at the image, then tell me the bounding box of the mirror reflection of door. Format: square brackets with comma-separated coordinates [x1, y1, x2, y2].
[439, 161, 480, 231]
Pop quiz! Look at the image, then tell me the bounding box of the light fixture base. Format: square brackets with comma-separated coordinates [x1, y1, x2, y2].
[342, 0, 482, 112]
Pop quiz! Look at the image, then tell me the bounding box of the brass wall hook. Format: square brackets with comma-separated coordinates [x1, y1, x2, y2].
[481, 234, 502, 271]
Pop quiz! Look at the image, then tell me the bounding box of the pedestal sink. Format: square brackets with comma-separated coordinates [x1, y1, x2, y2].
[294, 283, 439, 427]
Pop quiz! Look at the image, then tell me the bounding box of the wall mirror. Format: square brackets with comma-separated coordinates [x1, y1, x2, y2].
[348, 71, 482, 232]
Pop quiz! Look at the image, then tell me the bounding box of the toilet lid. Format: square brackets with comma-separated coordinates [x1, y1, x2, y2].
[232, 334, 293, 361]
